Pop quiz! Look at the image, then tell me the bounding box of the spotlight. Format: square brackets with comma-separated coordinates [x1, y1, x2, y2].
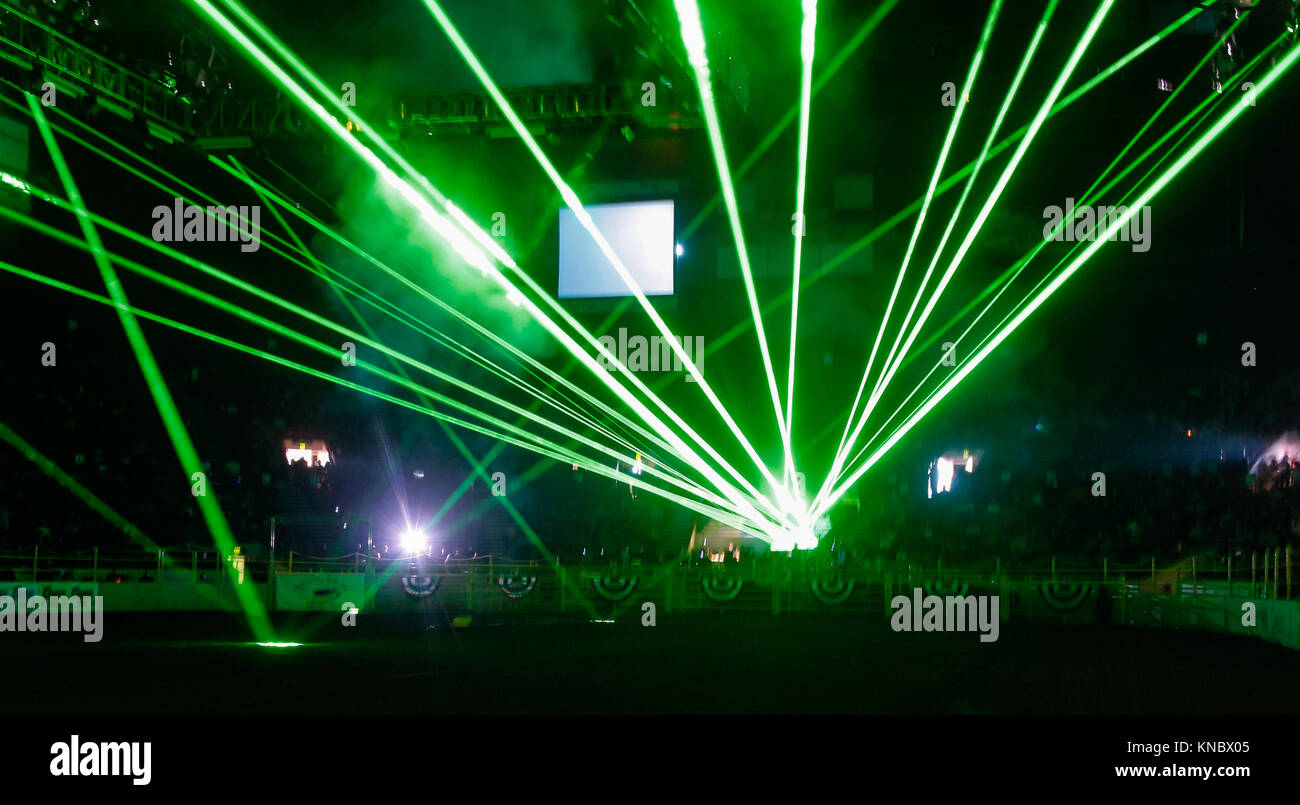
[770, 524, 818, 551]
[793, 526, 817, 550]
[400, 527, 429, 555]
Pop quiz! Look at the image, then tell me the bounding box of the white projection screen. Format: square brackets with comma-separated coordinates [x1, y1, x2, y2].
[558, 199, 674, 298]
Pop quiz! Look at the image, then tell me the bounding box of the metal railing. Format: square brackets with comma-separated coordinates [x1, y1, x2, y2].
[0, 1, 192, 134]
[0, 545, 1290, 601]
[2, 543, 1296, 648]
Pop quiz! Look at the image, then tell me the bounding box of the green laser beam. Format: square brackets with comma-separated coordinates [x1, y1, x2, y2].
[823, 0, 1006, 503]
[240, 174, 599, 617]
[0, 97, 677, 476]
[194, 0, 788, 534]
[228, 156, 647, 466]
[0, 422, 155, 551]
[817, 0, 1056, 507]
[0, 419, 232, 605]
[200, 0, 785, 529]
[672, 0, 798, 494]
[229, 158, 608, 529]
[816, 38, 1300, 516]
[399, 0, 1208, 541]
[681, 2, 1209, 372]
[679, 0, 903, 240]
[209, 156, 693, 476]
[437, 0, 1221, 540]
[1, 189, 749, 530]
[0, 84, 746, 534]
[833, 28, 1285, 489]
[811, 9, 1275, 469]
[819, 0, 1116, 510]
[784, 0, 818, 488]
[0, 253, 761, 537]
[25, 93, 275, 641]
[421, 0, 790, 512]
